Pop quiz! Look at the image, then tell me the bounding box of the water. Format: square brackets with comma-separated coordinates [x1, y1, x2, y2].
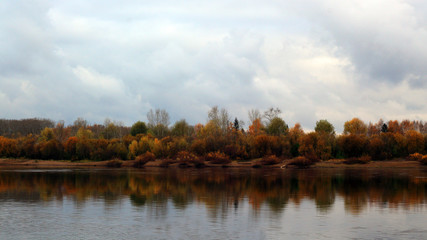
[0, 168, 426, 239]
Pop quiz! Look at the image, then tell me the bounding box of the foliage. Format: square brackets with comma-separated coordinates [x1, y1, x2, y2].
[266, 117, 288, 136]
[367, 136, 387, 160]
[337, 134, 367, 158]
[175, 151, 205, 167]
[130, 121, 148, 136]
[315, 120, 335, 135]
[1, 116, 427, 164]
[248, 119, 264, 136]
[260, 155, 281, 165]
[0, 136, 18, 158]
[405, 130, 424, 154]
[171, 119, 193, 137]
[38, 139, 63, 160]
[205, 151, 231, 164]
[343, 118, 367, 135]
[286, 156, 313, 168]
[133, 152, 156, 168]
[407, 153, 423, 161]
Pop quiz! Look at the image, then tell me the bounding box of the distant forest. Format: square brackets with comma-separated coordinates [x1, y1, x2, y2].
[0, 107, 426, 163]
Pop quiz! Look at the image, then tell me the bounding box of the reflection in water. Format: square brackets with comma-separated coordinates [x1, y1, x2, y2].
[1, 168, 427, 239]
[0, 168, 426, 216]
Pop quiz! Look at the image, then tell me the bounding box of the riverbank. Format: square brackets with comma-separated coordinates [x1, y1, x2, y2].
[0, 158, 424, 169]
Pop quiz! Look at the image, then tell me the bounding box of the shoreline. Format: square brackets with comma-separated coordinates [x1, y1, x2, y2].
[0, 158, 423, 169]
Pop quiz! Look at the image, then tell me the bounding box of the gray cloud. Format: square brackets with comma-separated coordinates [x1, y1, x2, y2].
[1, 0, 427, 133]
[289, 0, 427, 86]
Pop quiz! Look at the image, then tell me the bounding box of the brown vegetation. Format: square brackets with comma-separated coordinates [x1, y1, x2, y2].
[260, 155, 281, 165]
[205, 151, 231, 164]
[343, 155, 372, 164]
[0, 115, 426, 169]
[286, 156, 313, 168]
[133, 152, 155, 168]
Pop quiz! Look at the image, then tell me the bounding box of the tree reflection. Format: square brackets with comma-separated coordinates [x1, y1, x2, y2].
[0, 168, 426, 216]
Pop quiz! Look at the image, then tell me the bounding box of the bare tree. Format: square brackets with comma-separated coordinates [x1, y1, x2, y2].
[0, 118, 54, 137]
[248, 109, 262, 124]
[147, 108, 170, 128]
[208, 106, 230, 133]
[263, 107, 281, 125]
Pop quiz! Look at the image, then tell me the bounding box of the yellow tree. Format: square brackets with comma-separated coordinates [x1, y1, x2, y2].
[343, 118, 367, 135]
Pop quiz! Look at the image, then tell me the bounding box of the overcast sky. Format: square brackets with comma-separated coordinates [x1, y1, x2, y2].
[1, 0, 427, 132]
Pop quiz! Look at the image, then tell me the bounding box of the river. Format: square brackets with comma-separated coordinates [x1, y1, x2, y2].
[0, 168, 426, 239]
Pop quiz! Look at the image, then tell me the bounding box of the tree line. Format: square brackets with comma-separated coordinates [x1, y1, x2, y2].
[0, 107, 426, 162]
[0, 169, 425, 214]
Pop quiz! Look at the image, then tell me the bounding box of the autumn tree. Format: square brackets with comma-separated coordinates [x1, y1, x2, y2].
[71, 117, 88, 136]
[315, 120, 335, 135]
[53, 120, 70, 143]
[248, 119, 264, 136]
[337, 134, 367, 157]
[387, 120, 401, 134]
[405, 130, 424, 154]
[343, 118, 367, 135]
[298, 132, 319, 161]
[0, 136, 18, 158]
[171, 119, 193, 137]
[208, 106, 230, 134]
[130, 121, 148, 136]
[266, 117, 288, 136]
[248, 109, 262, 125]
[289, 123, 304, 157]
[367, 135, 387, 160]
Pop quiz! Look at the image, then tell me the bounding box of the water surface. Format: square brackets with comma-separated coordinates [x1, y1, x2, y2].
[0, 168, 426, 239]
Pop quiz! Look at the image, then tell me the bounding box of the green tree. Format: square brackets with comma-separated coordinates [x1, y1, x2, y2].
[130, 121, 148, 136]
[315, 120, 335, 135]
[266, 117, 288, 136]
[171, 119, 192, 137]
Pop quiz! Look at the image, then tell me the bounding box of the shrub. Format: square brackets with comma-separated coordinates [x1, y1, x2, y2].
[205, 151, 231, 164]
[407, 153, 423, 161]
[133, 152, 155, 168]
[175, 151, 205, 168]
[286, 156, 313, 168]
[343, 155, 371, 164]
[106, 159, 123, 168]
[260, 155, 281, 165]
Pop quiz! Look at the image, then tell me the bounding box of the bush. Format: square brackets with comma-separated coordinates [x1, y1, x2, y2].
[133, 152, 155, 168]
[260, 155, 281, 165]
[106, 159, 123, 168]
[175, 151, 205, 168]
[407, 153, 423, 161]
[343, 155, 371, 164]
[205, 151, 231, 164]
[286, 156, 313, 168]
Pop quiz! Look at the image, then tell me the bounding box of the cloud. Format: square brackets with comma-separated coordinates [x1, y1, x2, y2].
[0, 0, 427, 133]
[289, 0, 427, 86]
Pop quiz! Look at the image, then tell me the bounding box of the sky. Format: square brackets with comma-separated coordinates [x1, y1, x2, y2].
[1, 0, 427, 132]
